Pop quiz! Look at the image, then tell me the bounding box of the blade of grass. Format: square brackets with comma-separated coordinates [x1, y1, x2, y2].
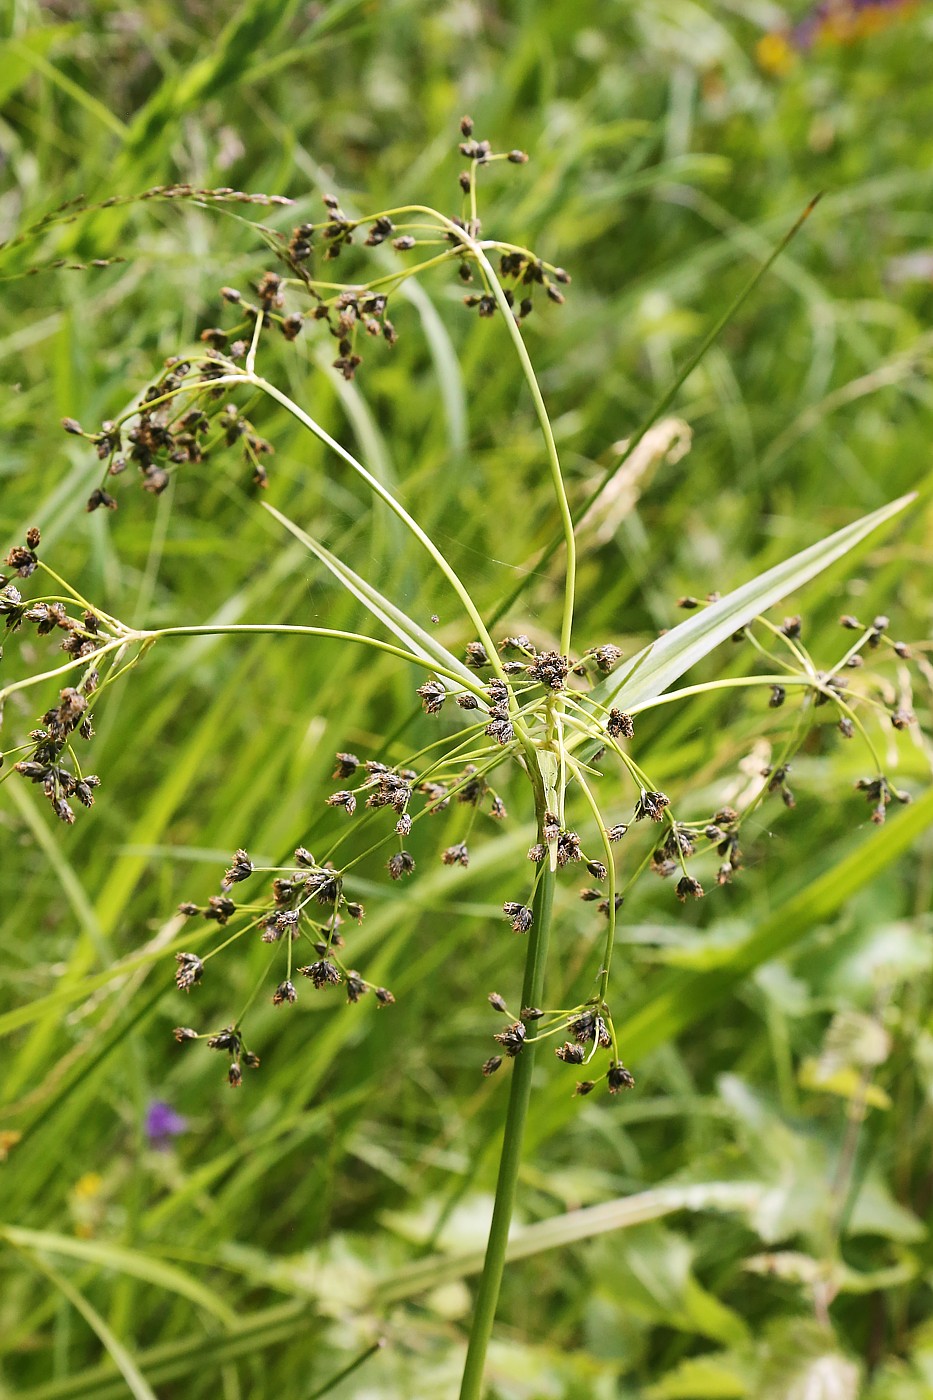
[579, 493, 914, 727]
[9, 1247, 158, 1400]
[262, 502, 483, 691]
[0, 1227, 237, 1327]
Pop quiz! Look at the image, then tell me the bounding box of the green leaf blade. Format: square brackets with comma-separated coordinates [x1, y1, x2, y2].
[588, 493, 914, 719]
[263, 503, 480, 689]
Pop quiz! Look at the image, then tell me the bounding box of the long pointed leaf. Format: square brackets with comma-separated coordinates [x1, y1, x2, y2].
[263, 503, 480, 689]
[586, 493, 914, 721]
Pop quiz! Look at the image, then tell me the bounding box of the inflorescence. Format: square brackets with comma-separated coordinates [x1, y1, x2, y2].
[1, 121, 922, 1096]
[63, 118, 570, 511]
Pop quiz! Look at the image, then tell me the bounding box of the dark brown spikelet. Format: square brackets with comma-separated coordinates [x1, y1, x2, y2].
[273, 980, 297, 1006]
[345, 971, 367, 1003]
[332, 753, 360, 779]
[555, 1041, 585, 1064]
[503, 902, 533, 933]
[298, 960, 341, 989]
[326, 789, 357, 815]
[493, 1021, 526, 1057]
[607, 1061, 635, 1093]
[223, 848, 253, 887]
[482, 1056, 502, 1076]
[528, 651, 570, 690]
[465, 641, 490, 668]
[417, 679, 447, 714]
[86, 487, 118, 512]
[174, 952, 203, 991]
[387, 850, 415, 880]
[4, 544, 39, 578]
[607, 709, 635, 740]
[675, 875, 704, 902]
[634, 790, 669, 823]
[592, 644, 623, 673]
[205, 895, 236, 924]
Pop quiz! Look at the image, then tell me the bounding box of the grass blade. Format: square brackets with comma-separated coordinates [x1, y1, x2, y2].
[583, 493, 914, 722]
[9, 1248, 158, 1400]
[0, 1227, 236, 1327]
[263, 502, 481, 689]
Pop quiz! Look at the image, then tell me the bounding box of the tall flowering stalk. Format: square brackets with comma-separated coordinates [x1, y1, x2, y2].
[0, 118, 922, 1398]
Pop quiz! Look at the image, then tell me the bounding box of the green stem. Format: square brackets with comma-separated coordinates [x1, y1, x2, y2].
[145, 623, 486, 697]
[468, 243, 576, 659]
[459, 826, 555, 1400]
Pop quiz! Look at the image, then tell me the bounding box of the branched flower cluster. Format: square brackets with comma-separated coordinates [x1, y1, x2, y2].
[171, 842, 396, 1087]
[2, 120, 924, 1113]
[63, 119, 569, 510]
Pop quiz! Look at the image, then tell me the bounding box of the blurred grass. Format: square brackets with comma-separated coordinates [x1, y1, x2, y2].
[2, 1, 933, 1396]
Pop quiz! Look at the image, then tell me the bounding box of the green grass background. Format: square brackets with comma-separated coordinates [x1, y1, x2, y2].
[2, 1, 933, 1395]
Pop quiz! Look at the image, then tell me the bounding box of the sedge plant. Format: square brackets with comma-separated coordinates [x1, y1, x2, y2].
[0, 118, 924, 1398]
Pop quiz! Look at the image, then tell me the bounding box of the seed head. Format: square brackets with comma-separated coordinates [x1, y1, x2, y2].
[465, 641, 490, 667]
[332, 753, 360, 779]
[273, 980, 297, 1006]
[387, 850, 415, 880]
[417, 679, 447, 714]
[503, 902, 533, 933]
[607, 1061, 635, 1093]
[174, 952, 203, 991]
[205, 895, 236, 924]
[482, 1056, 502, 1076]
[607, 709, 634, 739]
[299, 960, 341, 989]
[633, 790, 669, 823]
[326, 789, 357, 814]
[493, 1021, 526, 1057]
[223, 848, 253, 887]
[675, 875, 704, 902]
[345, 971, 367, 1003]
[527, 650, 570, 690]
